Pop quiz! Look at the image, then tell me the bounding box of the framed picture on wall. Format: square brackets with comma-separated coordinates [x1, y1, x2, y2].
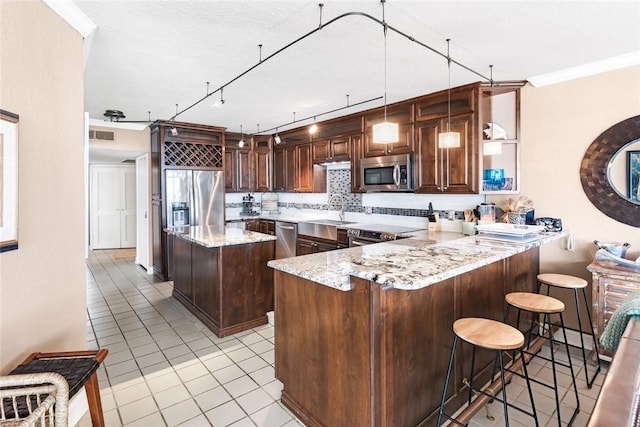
[0, 109, 19, 252]
[628, 150, 640, 204]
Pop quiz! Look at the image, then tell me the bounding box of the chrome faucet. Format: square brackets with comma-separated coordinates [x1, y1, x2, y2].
[328, 194, 345, 222]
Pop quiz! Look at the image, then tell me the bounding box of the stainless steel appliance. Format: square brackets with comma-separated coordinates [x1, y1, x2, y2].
[275, 221, 297, 259]
[165, 170, 225, 228]
[360, 154, 414, 192]
[347, 224, 424, 246]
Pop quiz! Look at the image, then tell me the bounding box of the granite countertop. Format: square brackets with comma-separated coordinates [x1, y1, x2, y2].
[267, 232, 565, 291]
[168, 225, 277, 248]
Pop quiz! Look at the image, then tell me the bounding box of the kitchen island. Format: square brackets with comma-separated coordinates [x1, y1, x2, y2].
[268, 232, 564, 427]
[170, 226, 276, 337]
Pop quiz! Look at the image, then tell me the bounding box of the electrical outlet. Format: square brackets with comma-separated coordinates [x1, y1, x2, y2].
[365, 206, 372, 215]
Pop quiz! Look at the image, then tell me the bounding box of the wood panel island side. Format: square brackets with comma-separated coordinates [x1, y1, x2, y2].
[170, 225, 276, 337]
[268, 233, 564, 427]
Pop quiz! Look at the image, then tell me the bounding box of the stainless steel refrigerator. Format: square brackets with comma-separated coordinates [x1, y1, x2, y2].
[165, 170, 225, 228]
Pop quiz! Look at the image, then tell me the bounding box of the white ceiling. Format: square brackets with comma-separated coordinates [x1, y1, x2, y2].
[73, 0, 640, 136]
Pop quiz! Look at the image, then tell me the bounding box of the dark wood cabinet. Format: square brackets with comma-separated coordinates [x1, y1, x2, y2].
[253, 135, 272, 192]
[350, 134, 364, 193]
[274, 246, 540, 427]
[273, 143, 326, 193]
[297, 235, 347, 255]
[415, 113, 477, 194]
[173, 236, 275, 337]
[225, 132, 252, 193]
[312, 136, 351, 163]
[245, 219, 260, 232]
[363, 104, 414, 157]
[150, 121, 225, 280]
[259, 219, 275, 236]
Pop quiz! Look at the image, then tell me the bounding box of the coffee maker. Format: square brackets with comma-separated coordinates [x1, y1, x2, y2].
[241, 193, 258, 216]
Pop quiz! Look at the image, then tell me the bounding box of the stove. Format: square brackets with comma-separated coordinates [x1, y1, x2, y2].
[346, 224, 425, 246]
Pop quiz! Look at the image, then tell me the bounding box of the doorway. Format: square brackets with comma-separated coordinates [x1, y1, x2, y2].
[90, 164, 136, 249]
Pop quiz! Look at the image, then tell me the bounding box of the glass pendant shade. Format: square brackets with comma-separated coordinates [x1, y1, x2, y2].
[438, 131, 460, 148]
[483, 140, 502, 155]
[372, 121, 399, 144]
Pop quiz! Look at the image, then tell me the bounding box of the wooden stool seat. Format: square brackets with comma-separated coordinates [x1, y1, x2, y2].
[506, 292, 564, 314]
[454, 318, 524, 351]
[537, 273, 587, 289]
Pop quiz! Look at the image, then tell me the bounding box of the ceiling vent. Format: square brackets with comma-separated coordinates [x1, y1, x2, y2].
[89, 129, 116, 142]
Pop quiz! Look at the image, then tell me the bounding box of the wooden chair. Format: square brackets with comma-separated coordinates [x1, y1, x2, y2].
[8, 350, 108, 427]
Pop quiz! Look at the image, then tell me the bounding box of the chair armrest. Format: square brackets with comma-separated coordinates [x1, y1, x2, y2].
[0, 372, 69, 426]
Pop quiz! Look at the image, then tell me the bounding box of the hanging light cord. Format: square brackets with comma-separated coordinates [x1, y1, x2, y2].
[446, 38, 451, 133]
[382, 0, 388, 123]
[167, 10, 492, 122]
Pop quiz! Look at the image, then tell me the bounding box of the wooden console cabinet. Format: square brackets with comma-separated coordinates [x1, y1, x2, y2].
[588, 261, 640, 358]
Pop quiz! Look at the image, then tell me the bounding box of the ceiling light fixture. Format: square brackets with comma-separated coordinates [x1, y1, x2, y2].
[103, 109, 126, 122]
[170, 127, 178, 136]
[309, 117, 318, 134]
[372, 0, 398, 144]
[438, 39, 461, 149]
[238, 125, 245, 148]
[274, 128, 281, 145]
[483, 65, 503, 156]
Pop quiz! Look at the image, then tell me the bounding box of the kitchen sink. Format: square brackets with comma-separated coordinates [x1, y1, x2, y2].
[298, 220, 355, 240]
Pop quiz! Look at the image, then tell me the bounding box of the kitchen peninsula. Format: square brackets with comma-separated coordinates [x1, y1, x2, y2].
[170, 226, 276, 337]
[268, 232, 564, 427]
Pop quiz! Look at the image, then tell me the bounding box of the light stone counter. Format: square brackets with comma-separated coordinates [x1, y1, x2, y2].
[168, 225, 277, 248]
[268, 232, 565, 291]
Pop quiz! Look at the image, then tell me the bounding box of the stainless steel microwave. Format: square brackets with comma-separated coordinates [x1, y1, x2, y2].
[360, 154, 414, 192]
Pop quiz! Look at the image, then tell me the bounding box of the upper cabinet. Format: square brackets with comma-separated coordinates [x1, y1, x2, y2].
[224, 132, 252, 193]
[364, 104, 414, 157]
[253, 135, 272, 192]
[312, 136, 351, 163]
[478, 84, 522, 194]
[273, 143, 326, 193]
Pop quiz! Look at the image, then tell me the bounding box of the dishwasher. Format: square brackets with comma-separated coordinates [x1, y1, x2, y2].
[275, 221, 297, 259]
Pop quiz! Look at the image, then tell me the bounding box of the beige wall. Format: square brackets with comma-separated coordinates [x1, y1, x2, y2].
[0, 0, 86, 372]
[89, 125, 150, 158]
[490, 65, 640, 327]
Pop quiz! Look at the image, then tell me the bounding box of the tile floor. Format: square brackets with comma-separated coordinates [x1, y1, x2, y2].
[80, 249, 607, 427]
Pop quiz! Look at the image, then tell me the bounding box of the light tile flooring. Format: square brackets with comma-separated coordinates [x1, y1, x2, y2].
[80, 249, 607, 427]
[80, 249, 303, 427]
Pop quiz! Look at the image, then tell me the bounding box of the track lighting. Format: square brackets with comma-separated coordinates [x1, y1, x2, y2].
[274, 128, 281, 145]
[438, 39, 461, 149]
[170, 127, 178, 136]
[372, 0, 398, 144]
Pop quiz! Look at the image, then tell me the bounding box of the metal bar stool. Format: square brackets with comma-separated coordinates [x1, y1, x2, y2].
[537, 273, 602, 388]
[505, 292, 580, 427]
[437, 317, 538, 427]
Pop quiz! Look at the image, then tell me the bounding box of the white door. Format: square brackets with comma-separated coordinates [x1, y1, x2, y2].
[135, 154, 150, 271]
[90, 165, 137, 249]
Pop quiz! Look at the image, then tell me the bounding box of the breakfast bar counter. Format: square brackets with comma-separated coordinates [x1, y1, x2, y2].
[170, 226, 276, 337]
[268, 232, 564, 427]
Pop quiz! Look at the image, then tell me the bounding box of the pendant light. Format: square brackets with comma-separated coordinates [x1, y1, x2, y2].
[309, 117, 318, 135]
[238, 125, 245, 148]
[372, 0, 398, 144]
[483, 66, 503, 155]
[438, 39, 460, 149]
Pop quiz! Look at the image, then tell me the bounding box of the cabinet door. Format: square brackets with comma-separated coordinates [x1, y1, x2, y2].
[445, 113, 476, 193]
[315, 240, 339, 252]
[350, 134, 364, 193]
[192, 244, 220, 323]
[152, 199, 164, 277]
[364, 104, 414, 157]
[296, 237, 317, 255]
[237, 149, 252, 191]
[246, 219, 260, 232]
[415, 114, 476, 194]
[312, 140, 331, 163]
[273, 147, 286, 191]
[330, 136, 351, 161]
[415, 119, 442, 193]
[284, 146, 297, 192]
[254, 148, 271, 192]
[224, 149, 237, 192]
[173, 237, 193, 301]
[296, 144, 313, 192]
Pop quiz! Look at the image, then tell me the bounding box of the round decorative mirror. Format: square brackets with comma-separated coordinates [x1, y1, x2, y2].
[580, 115, 640, 227]
[608, 138, 640, 204]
